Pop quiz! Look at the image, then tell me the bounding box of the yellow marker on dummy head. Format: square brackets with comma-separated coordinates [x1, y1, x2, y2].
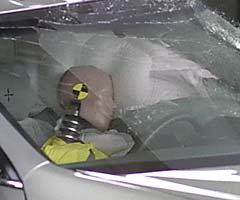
[72, 82, 89, 101]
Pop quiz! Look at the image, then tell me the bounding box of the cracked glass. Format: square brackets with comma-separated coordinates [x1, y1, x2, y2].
[0, 0, 240, 171]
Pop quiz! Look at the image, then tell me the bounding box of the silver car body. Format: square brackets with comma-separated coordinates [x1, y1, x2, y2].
[0, 0, 94, 15]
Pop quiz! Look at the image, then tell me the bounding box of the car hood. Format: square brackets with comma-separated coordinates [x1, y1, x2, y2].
[24, 161, 240, 200]
[75, 166, 240, 200]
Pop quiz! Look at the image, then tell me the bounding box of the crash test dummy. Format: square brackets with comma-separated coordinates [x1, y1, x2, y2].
[42, 65, 119, 164]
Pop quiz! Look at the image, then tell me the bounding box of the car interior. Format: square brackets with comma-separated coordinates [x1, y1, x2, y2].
[0, 0, 240, 174]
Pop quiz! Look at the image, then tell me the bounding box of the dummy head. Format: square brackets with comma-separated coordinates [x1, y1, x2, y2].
[57, 66, 114, 131]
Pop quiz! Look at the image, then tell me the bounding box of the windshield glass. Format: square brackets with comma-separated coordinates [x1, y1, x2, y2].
[1, 0, 240, 173]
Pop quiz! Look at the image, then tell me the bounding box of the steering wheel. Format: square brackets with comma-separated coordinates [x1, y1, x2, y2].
[138, 112, 203, 152]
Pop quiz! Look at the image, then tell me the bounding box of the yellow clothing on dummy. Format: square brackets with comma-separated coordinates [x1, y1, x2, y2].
[42, 136, 108, 165]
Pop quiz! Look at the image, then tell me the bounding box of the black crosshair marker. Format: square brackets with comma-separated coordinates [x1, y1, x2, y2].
[4, 88, 14, 102]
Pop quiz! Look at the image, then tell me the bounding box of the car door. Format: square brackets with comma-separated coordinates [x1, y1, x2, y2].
[0, 147, 25, 200]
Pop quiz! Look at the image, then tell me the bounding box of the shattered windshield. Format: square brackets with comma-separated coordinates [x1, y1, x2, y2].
[1, 0, 240, 172]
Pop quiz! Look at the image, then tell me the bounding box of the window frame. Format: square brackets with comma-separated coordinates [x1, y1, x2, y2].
[0, 147, 23, 190]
